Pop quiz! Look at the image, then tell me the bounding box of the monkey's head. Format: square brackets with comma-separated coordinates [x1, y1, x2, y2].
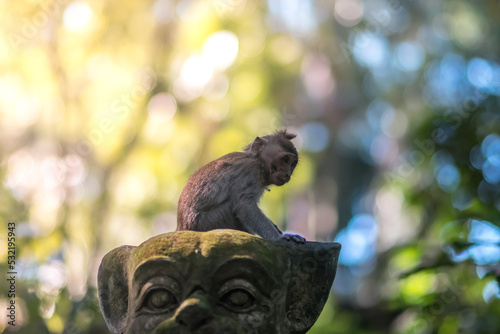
[246, 130, 298, 187]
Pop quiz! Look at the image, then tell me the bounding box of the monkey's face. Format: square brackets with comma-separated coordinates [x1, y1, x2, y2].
[262, 147, 298, 186]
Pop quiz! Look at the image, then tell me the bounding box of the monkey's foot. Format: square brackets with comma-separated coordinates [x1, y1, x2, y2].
[281, 234, 306, 244]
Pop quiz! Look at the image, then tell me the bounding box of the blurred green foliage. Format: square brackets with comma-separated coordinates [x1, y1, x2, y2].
[1, 0, 500, 333]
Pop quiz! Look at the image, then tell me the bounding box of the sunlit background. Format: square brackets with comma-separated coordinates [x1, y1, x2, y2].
[1, 0, 500, 333]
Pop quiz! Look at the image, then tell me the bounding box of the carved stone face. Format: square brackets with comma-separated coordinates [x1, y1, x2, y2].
[98, 230, 340, 334]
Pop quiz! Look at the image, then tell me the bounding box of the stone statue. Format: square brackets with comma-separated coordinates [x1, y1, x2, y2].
[97, 229, 341, 333]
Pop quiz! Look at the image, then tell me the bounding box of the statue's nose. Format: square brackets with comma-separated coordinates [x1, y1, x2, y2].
[174, 290, 213, 330]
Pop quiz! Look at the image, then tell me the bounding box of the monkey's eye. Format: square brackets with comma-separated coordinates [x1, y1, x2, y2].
[219, 288, 255, 312]
[282, 156, 289, 164]
[142, 288, 178, 313]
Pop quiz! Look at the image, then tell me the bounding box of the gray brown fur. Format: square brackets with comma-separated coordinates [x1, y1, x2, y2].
[177, 130, 305, 242]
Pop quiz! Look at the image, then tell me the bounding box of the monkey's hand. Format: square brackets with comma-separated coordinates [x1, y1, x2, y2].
[280, 234, 306, 244]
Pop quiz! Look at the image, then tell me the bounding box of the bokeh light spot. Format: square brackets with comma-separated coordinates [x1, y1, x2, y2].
[148, 93, 177, 122]
[436, 164, 460, 192]
[467, 58, 493, 89]
[400, 271, 437, 304]
[335, 214, 378, 269]
[395, 42, 425, 72]
[468, 219, 500, 244]
[432, 151, 460, 192]
[174, 54, 214, 100]
[480, 134, 500, 183]
[63, 1, 92, 31]
[202, 31, 239, 70]
[334, 0, 363, 27]
[469, 245, 500, 265]
[451, 6, 483, 49]
[352, 32, 389, 69]
[301, 54, 335, 100]
[483, 280, 500, 303]
[482, 160, 500, 184]
[481, 133, 500, 159]
[300, 122, 330, 153]
[268, 0, 317, 35]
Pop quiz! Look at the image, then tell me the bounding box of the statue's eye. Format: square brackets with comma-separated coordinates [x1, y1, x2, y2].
[143, 288, 178, 312]
[220, 288, 255, 311]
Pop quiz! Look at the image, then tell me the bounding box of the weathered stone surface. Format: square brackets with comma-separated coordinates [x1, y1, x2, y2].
[98, 230, 341, 334]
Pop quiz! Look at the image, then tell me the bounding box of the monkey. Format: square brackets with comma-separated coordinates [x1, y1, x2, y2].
[177, 130, 305, 243]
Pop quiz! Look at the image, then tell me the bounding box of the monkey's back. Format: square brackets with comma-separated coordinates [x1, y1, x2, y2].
[176, 152, 264, 232]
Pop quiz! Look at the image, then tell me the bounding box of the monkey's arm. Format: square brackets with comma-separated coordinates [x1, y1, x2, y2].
[235, 202, 306, 243]
[234, 200, 283, 239]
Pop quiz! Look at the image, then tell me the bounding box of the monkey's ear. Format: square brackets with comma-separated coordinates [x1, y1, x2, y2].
[282, 241, 341, 333]
[278, 130, 296, 140]
[250, 137, 266, 153]
[284, 131, 296, 140]
[98, 245, 135, 334]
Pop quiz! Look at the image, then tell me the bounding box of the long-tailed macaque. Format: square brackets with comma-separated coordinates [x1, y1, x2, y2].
[177, 130, 305, 243]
